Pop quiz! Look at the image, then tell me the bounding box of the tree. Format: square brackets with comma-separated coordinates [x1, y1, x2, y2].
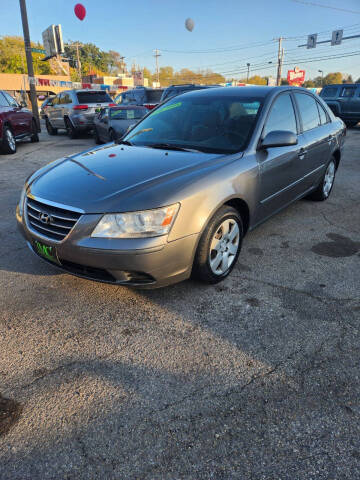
[143, 67, 153, 85]
[323, 72, 342, 85]
[0, 36, 53, 74]
[342, 74, 353, 84]
[303, 80, 315, 88]
[247, 75, 267, 85]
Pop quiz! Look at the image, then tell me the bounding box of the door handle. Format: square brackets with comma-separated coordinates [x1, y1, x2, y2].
[298, 148, 306, 159]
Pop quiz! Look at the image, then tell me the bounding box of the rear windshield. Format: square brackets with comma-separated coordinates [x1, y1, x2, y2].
[110, 108, 147, 120]
[320, 87, 339, 98]
[146, 89, 163, 103]
[76, 91, 113, 104]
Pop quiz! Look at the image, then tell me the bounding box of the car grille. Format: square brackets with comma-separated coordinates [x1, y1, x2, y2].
[25, 197, 81, 242]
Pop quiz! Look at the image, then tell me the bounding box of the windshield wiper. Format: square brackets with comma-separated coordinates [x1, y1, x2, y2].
[116, 139, 133, 146]
[146, 143, 200, 152]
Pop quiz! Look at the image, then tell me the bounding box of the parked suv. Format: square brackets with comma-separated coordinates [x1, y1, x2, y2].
[114, 87, 164, 110]
[0, 90, 39, 154]
[160, 84, 221, 102]
[45, 89, 116, 138]
[320, 83, 360, 127]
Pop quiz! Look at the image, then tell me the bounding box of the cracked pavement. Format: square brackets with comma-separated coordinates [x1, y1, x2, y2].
[0, 125, 359, 479]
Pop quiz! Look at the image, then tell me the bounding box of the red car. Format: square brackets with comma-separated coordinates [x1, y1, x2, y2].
[0, 90, 39, 154]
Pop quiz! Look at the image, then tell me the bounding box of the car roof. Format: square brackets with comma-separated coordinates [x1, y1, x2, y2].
[179, 85, 301, 99]
[322, 83, 360, 87]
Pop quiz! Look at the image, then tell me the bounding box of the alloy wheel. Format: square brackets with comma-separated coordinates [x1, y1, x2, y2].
[209, 218, 240, 275]
[323, 161, 335, 197]
[6, 129, 15, 151]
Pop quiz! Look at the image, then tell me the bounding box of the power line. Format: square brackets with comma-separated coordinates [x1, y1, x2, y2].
[291, 0, 360, 14]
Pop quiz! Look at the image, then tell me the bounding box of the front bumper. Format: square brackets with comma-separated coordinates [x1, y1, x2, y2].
[16, 206, 198, 289]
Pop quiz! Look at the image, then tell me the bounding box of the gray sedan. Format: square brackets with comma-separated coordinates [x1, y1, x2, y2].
[17, 86, 345, 288]
[93, 106, 148, 143]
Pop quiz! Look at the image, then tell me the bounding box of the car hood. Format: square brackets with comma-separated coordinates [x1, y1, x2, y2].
[28, 143, 223, 212]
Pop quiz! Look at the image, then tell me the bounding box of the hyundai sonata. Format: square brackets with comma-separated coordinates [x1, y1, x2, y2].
[17, 86, 345, 288]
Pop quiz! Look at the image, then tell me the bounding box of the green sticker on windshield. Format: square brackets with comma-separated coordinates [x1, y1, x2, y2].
[152, 102, 182, 116]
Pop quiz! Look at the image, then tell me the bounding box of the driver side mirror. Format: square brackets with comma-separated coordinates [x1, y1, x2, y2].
[259, 130, 298, 149]
[20, 101, 27, 108]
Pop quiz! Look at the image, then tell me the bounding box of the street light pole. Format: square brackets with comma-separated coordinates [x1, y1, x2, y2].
[246, 63, 250, 82]
[318, 69, 324, 86]
[19, 0, 40, 130]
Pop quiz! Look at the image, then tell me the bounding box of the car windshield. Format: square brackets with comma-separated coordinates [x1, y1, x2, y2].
[110, 108, 147, 120]
[76, 91, 113, 103]
[122, 94, 262, 154]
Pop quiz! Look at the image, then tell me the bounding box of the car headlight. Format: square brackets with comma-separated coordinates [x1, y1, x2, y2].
[91, 203, 180, 238]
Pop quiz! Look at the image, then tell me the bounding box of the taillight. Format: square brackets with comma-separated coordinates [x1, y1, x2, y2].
[73, 104, 88, 110]
[108, 103, 117, 107]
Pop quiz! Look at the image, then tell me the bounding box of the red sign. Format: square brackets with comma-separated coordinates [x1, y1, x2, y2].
[287, 67, 305, 86]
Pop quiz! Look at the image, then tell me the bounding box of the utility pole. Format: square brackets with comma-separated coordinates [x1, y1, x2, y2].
[246, 63, 250, 82]
[276, 37, 284, 86]
[153, 49, 161, 86]
[19, 0, 40, 130]
[75, 42, 82, 81]
[65, 42, 82, 80]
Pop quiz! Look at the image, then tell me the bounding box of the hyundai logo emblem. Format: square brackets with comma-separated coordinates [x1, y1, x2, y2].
[39, 212, 51, 224]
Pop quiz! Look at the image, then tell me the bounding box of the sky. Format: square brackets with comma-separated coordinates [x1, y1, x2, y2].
[1, 0, 360, 81]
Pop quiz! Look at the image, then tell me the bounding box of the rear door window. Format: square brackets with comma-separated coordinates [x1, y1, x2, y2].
[316, 102, 328, 125]
[76, 91, 112, 104]
[294, 93, 321, 132]
[263, 93, 297, 137]
[340, 86, 356, 98]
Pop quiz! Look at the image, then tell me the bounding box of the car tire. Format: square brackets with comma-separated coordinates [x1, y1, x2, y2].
[45, 117, 57, 135]
[30, 119, 39, 143]
[94, 128, 103, 144]
[307, 158, 336, 201]
[0, 126, 16, 154]
[109, 129, 117, 142]
[192, 206, 243, 284]
[65, 118, 78, 139]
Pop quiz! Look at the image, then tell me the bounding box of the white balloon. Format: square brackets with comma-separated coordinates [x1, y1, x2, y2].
[185, 18, 194, 32]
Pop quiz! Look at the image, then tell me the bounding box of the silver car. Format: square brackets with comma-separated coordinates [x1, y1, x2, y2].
[17, 86, 346, 288]
[93, 105, 148, 143]
[44, 89, 115, 138]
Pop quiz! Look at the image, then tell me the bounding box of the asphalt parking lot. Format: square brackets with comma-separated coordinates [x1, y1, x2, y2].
[0, 124, 359, 480]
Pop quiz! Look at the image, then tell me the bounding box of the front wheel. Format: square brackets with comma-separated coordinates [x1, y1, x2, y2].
[307, 158, 336, 201]
[193, 206, 243, 284]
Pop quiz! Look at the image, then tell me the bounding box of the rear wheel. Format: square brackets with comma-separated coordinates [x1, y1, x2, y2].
[0, 126, 16, 154]
[94, 127, 102, 144]
[193, 206, 243, 284]
[30, 119, 39, 142]
[45, 117, 57, 135]
[109, 129, 117, 142]
[65, 117, 78, 139]
[307, 158, 336, 201]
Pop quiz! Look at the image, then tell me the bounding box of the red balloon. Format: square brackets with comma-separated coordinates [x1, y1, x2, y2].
[74, 3, 86, 21]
